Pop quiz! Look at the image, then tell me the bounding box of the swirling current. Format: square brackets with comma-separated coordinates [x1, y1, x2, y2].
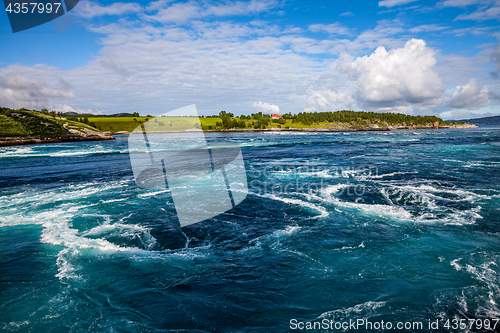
[1, 128, 499, 332]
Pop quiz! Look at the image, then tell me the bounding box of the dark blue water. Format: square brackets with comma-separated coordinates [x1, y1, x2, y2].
[1, 128, 499, 332]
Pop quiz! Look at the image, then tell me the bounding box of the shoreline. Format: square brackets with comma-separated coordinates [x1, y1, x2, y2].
[0, 125, 477, 147]
[112, 124, 476, 135]
[0, 134, 115, 147]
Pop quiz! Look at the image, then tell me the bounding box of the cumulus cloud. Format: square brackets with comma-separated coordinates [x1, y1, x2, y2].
[72, 1, 143, 18]
[378, 0, 418, 8]
[297, 39, 446, 113]
[252, 101, 280, 114]
[0, 66, 75, 110]
[448, 79, 490, 109]
[345, 38, 444, 109]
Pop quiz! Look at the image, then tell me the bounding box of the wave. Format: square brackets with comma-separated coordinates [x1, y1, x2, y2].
[252, 192, 329, 218]
[319, 301, 387, 319]
[0, 179, 211, 283]
[0, 145, 127, 159]
[314, 181, 484, 225]
[445, 254, 500, 318]
[335, 241, 365, 251]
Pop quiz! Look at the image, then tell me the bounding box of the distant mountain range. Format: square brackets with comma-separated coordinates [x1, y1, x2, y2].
[449, 115, 500, 125]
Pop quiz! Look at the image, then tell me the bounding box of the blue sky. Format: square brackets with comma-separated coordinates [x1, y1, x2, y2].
[1, 0, 499, 119]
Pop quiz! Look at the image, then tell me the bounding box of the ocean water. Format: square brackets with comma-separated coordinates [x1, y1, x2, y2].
[0, 128, 499, 332]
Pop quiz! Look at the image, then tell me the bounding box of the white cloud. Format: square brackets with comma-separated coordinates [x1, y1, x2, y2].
[455, 4, 500, 20]
[339, 11, 355, 17]
[344, 38, 445, 109]
[55, 20, 318, 115]
[378, 0, 418, 8]
[252, 101, 280, 114]
[298, 39, 447, 113]
[0, 65, 75, 110]
[145, 2, 201, 23]
[309, 23, 351, 36]
[298, 88, 355, 112]
[72, 1, 143, 18]
[144, 0, 279, 24]
[410, 24, 448, 33]
[146, 0, 174, 12]
[493, 43, 500, 78]
[2, 2, 497, 118]
[450, 26, 498, 36]
[448, 79, 490, 109]
[206, 0, 277, 16]
[336, 19, 406, 55]
[439, 109, 496, 119]
[437, 0, 492, 7]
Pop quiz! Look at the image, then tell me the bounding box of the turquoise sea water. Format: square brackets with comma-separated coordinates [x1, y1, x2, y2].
[0, 128, 499, 332]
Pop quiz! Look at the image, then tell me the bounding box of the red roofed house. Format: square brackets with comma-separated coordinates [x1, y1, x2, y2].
[272, 114, 282, 119]
[433, 122, 438, 128]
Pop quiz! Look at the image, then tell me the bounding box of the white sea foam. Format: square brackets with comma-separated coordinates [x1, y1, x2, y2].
[100, 198, 129, 204]
[319, 187, 413, 221]
[137, 189, 170, 198]
[451, 258, 462, 271]
[83, 222, 157, 250]
[254, 192, 329, 218]
[398, 184, 488, 202]
[271, 168, 336, 179]
[0, 179, 211, 284]
[317, 182, 483, 225]
[322, 184, 350, 195]
[0, 146, 34, 157]
[0, 145, 125, 159]
[271, 225, 301, 237]
[448, 255, 500, 317]
[319, 301, 386, 319]
[367, 171, 414, 179]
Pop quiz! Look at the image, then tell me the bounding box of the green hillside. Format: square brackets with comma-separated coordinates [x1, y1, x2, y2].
[0, 107, 103, 137]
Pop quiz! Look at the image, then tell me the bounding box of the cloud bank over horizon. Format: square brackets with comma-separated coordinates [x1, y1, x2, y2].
[0, 0, 499, 120]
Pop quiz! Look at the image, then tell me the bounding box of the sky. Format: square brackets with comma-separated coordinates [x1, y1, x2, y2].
[0, 0, 499, 119]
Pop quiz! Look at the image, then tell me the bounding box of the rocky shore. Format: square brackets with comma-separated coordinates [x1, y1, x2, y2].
[0, 133, 115, 147]
[117, 123, 477, 135]
[0, 124, 476, 147]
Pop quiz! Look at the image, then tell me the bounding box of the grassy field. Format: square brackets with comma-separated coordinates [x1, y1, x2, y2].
[88, 117, 151, 132]
[88, 117, 357, 132]
[89, 117, 223, 132]
[70, 111, 461, 133]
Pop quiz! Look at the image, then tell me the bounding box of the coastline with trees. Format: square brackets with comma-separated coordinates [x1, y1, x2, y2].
[0, 107, 476, 147]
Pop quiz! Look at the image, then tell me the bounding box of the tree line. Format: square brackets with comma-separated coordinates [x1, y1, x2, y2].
[204, 110, 451, 130]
